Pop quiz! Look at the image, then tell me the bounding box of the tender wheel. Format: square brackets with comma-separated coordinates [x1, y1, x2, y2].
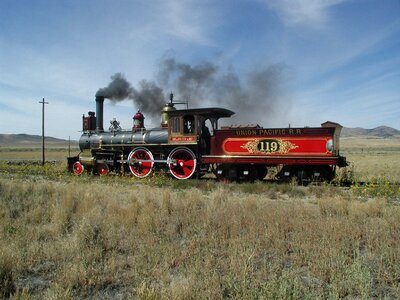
[215, 164, 238, 182]
[97, 163, 109, 176]
[296, 169, 309, 186]
[128, 147, 154, 178]
[255, 165, 268, 181]
[168, 147, 197, 180]
[72, 161, 84, 175]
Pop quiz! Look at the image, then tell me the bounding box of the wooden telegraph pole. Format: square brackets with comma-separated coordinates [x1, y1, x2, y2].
[39, 98, 49, 165]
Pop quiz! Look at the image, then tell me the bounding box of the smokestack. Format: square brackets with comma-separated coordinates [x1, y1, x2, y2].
[95, 96, 104, 132]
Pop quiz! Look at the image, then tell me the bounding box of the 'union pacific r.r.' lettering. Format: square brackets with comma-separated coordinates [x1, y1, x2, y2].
[236, 128, 303, 136]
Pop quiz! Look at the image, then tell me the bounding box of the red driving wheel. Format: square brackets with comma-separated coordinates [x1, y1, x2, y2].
[72, 161, 84, 175]
[168, 147, 197, 180]
[128, 147, 154, 178]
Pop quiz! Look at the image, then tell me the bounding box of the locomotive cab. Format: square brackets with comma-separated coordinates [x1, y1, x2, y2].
[167, 108, 235, 154]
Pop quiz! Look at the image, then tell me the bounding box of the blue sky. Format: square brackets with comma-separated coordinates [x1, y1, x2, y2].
[0, 0, 399, 139]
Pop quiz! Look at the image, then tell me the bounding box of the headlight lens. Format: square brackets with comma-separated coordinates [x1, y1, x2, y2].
[326, 139, 333, 152]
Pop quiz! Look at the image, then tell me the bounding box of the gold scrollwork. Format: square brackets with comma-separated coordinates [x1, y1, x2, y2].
[241, 139, 298, 154]
[241, 140, 259, 153]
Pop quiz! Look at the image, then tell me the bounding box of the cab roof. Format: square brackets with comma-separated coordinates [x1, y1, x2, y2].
[167, 107, 235, 119]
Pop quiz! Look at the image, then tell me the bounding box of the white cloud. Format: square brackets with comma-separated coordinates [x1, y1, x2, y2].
[125, 1, 218, 48]
[264, 0, 346, 26]
[163, 1, 216, 47]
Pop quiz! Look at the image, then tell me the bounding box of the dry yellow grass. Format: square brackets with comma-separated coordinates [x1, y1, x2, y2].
[0, 174, 399, 298]
[340, 137, 400, 182]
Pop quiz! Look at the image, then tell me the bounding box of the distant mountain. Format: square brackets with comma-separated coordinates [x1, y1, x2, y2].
[0, 134, 77, 147]
[342, 126, 400, 138]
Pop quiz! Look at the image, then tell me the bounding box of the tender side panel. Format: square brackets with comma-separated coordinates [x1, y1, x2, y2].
[221, 136, 333, 156]
[210, 127, 336, 158]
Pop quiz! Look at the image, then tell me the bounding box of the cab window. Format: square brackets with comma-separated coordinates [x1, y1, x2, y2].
[170, 117, 181, 134]
[183, 115, 195, 134]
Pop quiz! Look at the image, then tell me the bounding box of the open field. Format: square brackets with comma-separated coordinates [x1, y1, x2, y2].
[0, 138, 79, 162]
[0, 148, 79, 162]
[0, 169, 399, 299]
[340, 137, 400, 182]
[0, 137, 399, 298]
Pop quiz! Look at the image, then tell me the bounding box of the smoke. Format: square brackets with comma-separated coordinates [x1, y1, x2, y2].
[157, 57, 288, 124]
[96, 73, 132, 100]
[96, 56, 289, 125]
[96, 73, 165, 116]
[131, 80, 165, 116]
[158, 58, 218, 101]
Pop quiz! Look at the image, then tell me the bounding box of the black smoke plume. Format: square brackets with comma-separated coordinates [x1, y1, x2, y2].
[131, 80, 165, 116]
[96, 73, 165, 116]
[96, 56, 289, 125]
[158, 58, 218, 101]
[157, 57, 288, 124]
[96, 73, 132, 100]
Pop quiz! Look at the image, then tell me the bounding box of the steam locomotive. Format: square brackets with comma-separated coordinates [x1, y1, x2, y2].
[68, 94, 347, 183]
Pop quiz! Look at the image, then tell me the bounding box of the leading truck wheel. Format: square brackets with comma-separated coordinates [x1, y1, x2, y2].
[128, 147, 154, 178]
[73, 161, 84, 175]
[168, 147, 197, 180]
[97, 163, 109, 176]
